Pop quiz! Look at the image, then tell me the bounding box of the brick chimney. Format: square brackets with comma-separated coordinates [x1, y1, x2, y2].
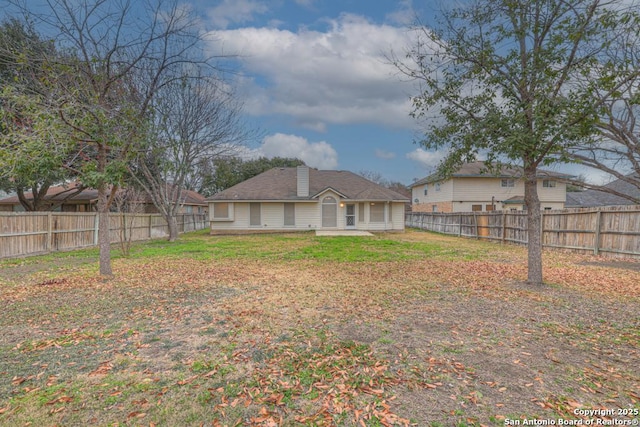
[297, 166, 309, 197]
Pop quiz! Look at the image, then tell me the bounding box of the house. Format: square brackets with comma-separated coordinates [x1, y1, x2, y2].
[0, 183, 208, 214]
[207, 166, 409, 232]
[409, 161, 572, 213]
[0, 182, 95, 212]
[566, 173, 640, 207]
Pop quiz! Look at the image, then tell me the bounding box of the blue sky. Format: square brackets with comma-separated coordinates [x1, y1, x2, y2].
[2, 0, 619, 186]
[188, 0, 441, 185]
[188, 0, 625, 186]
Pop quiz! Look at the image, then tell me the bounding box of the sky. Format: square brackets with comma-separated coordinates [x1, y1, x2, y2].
[188, 0, 442, 186]
[4, 0, 614, 187]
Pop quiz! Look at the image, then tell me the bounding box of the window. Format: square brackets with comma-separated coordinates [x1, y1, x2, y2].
[435, 183, 441, 192]
[250, 203, 261, 226]
[423, 187, 428, 196]
[213, 202, 229, 219]
[544, 207, 552, 210]
[543, 180, 556, 188]
[358, 203, 365, 222]
[284, 203, 295, 226]
[485, 204, 494, 211]
[186, 205, 193, 214]
[432, 205, 438, 213]
[501, 179, 515, 188]
[472, 204, 482, 212]
[370, 203, 384, 222]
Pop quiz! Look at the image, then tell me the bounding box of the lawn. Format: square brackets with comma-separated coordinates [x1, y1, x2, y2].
[0, 229, 638, 426]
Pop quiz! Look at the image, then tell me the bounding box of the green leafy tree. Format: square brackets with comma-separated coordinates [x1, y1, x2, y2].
[198, 156, 305, 196]
[391, 0, 639, 284]
[0, 19, 82, 210]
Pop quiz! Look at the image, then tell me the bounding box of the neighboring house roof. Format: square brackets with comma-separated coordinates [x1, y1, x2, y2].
[0, 182, 90, 205]
[566, 173, 640, 207]
[208, 168, 410, 202]
[0, 183, 207, 206]
[410, 161, 572, 187]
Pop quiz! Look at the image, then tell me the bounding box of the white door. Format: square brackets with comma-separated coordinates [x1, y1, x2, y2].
[345, 204, 356, 229]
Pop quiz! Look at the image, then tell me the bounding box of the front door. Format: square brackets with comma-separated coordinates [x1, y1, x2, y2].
[345, 204, 356, 229]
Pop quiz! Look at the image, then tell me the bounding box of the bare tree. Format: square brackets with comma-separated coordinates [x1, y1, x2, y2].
[561, 22, 640, 201]
[130, 70, 251, 241]
[112, 187, 145, 257]
[8, 0, 219, 277]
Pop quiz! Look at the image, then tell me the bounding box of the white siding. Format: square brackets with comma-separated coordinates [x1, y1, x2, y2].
[452, 177, 522, 203]
[209, 197, 406, 232]
[412, 176, 567, 212]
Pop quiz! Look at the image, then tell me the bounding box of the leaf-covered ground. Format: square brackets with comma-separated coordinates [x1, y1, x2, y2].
[0, 229, 638, 426]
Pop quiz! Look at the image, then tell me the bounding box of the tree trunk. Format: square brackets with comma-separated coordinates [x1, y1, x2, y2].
[167, 215, 179, 242]
[97, 183, 113, 277]
[524, 167, 543, 285]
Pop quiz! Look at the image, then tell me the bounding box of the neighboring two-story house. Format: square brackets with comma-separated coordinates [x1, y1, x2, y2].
[410, 162, 571, 213]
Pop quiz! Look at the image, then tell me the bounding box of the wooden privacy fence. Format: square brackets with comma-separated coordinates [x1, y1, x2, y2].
[0, 212, 207, 259]
[406, 205, 640, 258]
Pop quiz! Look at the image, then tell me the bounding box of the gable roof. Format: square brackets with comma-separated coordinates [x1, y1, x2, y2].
[410, 161, 572, 187]
[208, 167, 410, 202]
[566, 173, 640, 207]
[0, 183, 207, 206]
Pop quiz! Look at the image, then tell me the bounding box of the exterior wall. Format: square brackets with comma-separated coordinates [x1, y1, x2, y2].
[411, 202, 453, 213]
[209, 198, 406, 232]
[210, 201, 321, 231]
[411, 180, 454, 205]
[537, 180, 567, 204]
[411, 177, 567, 212]
[453, 177, 521, 204]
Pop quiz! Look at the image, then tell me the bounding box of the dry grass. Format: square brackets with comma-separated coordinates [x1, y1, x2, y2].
[0, 229, 638, 426]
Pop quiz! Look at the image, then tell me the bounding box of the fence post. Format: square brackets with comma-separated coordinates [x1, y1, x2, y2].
[473, 213, 479, 239]
[148, 215, 153, 239]
[47, 212, 53, 252]
[501, 212, 506, 243]
[93, 213, 99, 245]
[458, 214, 462, 237]
[540, 211, 545, 248]
[594, 209, 602, 255]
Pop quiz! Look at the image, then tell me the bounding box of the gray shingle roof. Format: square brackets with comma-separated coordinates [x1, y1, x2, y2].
[207, 168, 410, 202]
[566, 173, 640, 207]
[410, 161, 572, 188]
[0, 183, 207, 206]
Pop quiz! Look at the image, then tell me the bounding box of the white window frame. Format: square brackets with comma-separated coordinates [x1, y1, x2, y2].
[370, 202, 385, 223]
[212, 202, 233, 221]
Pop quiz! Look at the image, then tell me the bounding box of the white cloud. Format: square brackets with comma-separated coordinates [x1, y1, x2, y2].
[256, 133, 339, 169]
[386, 0, 415, 26]
[375, 149, 396, 159]
[206, 0, 269, 29]
[406, 148, 445, 168]
[207, 14, 417, 129]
